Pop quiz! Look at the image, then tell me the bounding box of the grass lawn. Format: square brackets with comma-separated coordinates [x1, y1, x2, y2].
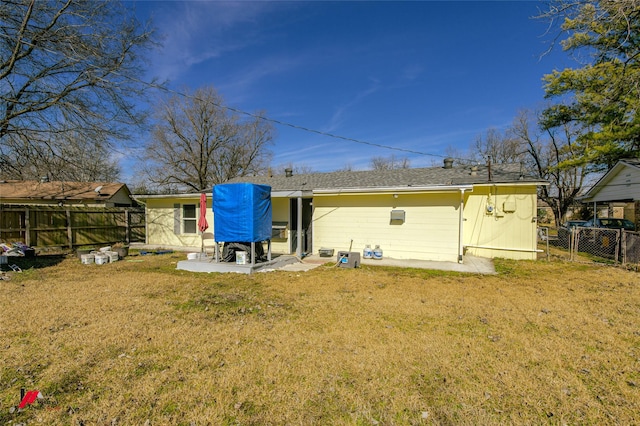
[1, 252, 639, 425]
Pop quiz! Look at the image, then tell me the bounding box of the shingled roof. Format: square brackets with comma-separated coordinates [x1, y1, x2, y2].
[0, 180, 129, 202]
[228, 162, 544, 192]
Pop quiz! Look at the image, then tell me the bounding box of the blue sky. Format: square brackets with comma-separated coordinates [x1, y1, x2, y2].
[130, 0, 572, 175]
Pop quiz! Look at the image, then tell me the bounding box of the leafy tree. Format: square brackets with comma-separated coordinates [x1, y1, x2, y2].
[0, 0, 155, 179]
[539, 0, 640, 168]
[141, 86, 274, 192]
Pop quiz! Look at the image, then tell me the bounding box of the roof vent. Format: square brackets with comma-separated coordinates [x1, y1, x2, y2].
[285, 168, 293, 177]
[470, 166, 478, 176]
[443, 158, 454, 169]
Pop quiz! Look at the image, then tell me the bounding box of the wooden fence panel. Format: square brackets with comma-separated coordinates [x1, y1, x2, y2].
[129, 210, 146, 242]
[0, 205, 146, 249]
[0, 210, 24, 242]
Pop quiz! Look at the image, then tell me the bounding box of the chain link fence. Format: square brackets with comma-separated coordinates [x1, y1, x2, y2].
[538, 225, 640, 268]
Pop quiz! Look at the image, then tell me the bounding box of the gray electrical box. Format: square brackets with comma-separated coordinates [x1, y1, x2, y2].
[337, 251, 360, 268]
[390, 209, 405, 223]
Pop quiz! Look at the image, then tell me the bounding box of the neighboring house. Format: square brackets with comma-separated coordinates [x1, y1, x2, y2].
[137, 159, 547, 263]
[580, 158, 640, 227]
[537, 200, 587, 226]
[0, 180, 135, 207]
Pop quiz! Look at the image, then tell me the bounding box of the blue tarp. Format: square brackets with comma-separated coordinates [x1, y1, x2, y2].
[212, 183, 272, 242]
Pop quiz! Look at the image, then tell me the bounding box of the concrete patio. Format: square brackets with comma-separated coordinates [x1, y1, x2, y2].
[131, 244, 496, 275]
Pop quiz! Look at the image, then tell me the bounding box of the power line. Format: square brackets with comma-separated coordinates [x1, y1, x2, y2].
[225, 103, 448, 159]
[2, 23, 455, 162]
[141, 80, 452, 161]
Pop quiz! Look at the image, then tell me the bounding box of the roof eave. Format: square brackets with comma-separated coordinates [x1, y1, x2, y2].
[313, 184, 474, 195]
[470, 180, 549, 186]
[133, 193, 203, 201]
[580, 161, 628, 201]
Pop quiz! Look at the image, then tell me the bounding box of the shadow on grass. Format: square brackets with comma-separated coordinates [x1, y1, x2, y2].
[2, 254, 67, 271]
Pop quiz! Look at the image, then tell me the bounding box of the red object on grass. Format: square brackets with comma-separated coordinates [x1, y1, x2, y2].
[18, 390, 41, 409]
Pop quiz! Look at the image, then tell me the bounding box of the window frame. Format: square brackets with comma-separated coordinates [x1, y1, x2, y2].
[182, 204, 197, 234]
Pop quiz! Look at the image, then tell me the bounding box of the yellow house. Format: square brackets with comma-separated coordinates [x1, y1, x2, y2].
[137, 159, 547, 263]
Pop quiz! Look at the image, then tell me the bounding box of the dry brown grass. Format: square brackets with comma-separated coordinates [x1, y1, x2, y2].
[1, 252, 639, 425]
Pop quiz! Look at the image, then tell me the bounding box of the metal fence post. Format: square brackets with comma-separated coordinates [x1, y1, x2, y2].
[615, 229, 620, 264]
[544, 227, 549, 260]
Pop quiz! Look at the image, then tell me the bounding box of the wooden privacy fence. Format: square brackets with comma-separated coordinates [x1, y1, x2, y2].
[0, 205, 145, 249]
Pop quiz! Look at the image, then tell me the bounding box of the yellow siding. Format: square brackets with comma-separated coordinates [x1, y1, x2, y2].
[145, 195, 293, 254]
[144, 185, 540, 262]
[269, 241, 289, 254]
[270, 198, 290, 254]
[271, 198, 289, 223]
[145, 197, 214, 248]
[312, 192, 461, 262]
[463, 185, 537, 260]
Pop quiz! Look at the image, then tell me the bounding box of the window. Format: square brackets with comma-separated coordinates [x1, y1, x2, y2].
[272, 221, 288, 242]
[183, 204, 197, 234]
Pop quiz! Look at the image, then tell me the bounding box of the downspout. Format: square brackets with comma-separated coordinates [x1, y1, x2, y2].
[297, 196, 303, 258]
[458, 189, 466, 263]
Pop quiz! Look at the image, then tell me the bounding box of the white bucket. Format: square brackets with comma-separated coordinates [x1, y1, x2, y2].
[187, 252, 199, 260]
[105, 251, 119, 263]
[81, 253, 95, 265]
[235, 251, 247, 265]
[94, 253, 109, 265]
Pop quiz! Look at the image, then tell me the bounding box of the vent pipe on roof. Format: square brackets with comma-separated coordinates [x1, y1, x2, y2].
[285, 168, 293, 177]
[443, 158, 454, 169]
[470, 165, 478, 176]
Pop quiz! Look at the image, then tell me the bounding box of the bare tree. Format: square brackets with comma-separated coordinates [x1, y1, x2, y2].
[466, 111, 590, 226]
[472, 128, 526, 165]
[0, 131, 120, 181]
[0, 0, 155, 177]
[370, 154, 411, 171]
[335, 163, 354, 172]
[141, 86, 274, 192]
[509, 109, 590, 226]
